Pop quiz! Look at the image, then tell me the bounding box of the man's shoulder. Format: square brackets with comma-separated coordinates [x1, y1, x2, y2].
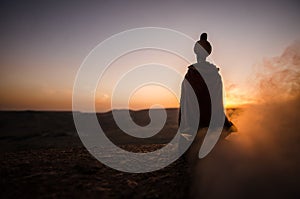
[187, 64, 196, 71]
[185, 65, 202, 79]
[186, 65, 198, 75]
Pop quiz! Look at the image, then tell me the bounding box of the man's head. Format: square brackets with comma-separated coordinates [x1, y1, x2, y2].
[194, 33, 212, 59]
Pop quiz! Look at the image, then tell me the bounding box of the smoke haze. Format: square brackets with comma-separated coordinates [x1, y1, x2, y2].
[190, 42, 300, 199]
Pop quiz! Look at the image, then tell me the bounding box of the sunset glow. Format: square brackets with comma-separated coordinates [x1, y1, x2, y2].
[0, 1, 299, 111]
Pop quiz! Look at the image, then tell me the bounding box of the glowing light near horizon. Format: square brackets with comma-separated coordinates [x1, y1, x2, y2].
[129, 84, 179, 110]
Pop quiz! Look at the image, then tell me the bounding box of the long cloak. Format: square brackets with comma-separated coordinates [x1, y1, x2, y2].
[178, 61, 233, 134]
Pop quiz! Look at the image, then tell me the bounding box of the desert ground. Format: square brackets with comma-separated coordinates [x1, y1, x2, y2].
[1, 106, 300, 199]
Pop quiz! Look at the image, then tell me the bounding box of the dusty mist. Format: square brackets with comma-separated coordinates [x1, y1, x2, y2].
[189, 42, 300, 199]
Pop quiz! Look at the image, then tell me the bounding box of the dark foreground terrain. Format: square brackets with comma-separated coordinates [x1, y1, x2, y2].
[1, 145, 189, 199]
[1, 107, 300, 199]
[0, 109, 189, 199]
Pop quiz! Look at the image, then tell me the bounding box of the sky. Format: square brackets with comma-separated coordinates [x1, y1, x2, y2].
[0, 0, 299, 111]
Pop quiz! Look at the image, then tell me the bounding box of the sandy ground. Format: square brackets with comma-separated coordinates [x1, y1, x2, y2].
[1, 107, 300, 199]
[1, 145, 190, 199]
[1, 110, 192, 198]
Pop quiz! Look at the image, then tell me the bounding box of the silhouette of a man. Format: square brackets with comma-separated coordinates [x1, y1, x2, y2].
[178, 33, 236, 158]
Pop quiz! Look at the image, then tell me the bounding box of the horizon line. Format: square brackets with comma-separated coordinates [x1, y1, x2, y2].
[0, 105, 244, 114]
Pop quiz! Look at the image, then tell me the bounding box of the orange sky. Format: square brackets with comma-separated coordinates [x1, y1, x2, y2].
[0, 1, 299, 111]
